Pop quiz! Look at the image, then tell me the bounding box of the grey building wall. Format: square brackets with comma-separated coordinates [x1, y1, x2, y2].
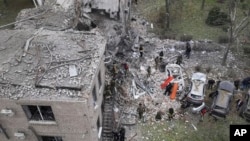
[0, 55, 105, 141]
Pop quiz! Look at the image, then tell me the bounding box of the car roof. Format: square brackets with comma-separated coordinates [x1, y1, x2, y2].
[191, 72, 206, 82]
[215, 89, 232, 108]
[190, 80, 205, 96]
[218, 81, 235, 92]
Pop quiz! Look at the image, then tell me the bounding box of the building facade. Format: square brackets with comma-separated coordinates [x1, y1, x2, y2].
[0, 29, 106, 141]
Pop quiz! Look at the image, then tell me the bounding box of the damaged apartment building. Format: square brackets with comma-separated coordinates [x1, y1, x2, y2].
[0, 0, 132, 141]
[0, 29, 106, 141]
[33, 0, 131, 22]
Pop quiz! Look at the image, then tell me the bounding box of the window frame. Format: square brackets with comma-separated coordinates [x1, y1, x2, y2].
[22, 105, 55, 122]
[98, 70, 102, 91]
[92, 86, 97, 102]
[39, 135, 63, 141]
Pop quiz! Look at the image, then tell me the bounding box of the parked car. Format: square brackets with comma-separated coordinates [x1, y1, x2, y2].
[186, 72, 207, 105]
[239, 90, 250, 122]
[210, 81, 235, 119]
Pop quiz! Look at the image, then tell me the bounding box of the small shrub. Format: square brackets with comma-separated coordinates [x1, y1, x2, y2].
[243, 46, 250, 54]
[218, 35, 229, 43]
[180, 34, 193, 42]
[206, 7, 230, 26]
[240, 3, 248, 10]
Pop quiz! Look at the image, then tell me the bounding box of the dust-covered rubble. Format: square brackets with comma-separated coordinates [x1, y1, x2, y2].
[0, 29, 106, 100]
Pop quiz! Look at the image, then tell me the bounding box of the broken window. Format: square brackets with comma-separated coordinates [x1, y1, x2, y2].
[22, 105, 55, 121]
[98, 71, 102, 90]
[96, 116, 100, 130]
[40, 136, 63, 141]
[92, 86, 97, 103]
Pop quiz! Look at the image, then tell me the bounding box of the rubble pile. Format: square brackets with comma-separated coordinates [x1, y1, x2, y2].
[0, 29, 106, 100]
[101, 5, 250, 140]
[14, 3, 95, 31]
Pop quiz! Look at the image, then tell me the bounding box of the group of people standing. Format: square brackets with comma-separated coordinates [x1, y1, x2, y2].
[137, 102, 175, 122]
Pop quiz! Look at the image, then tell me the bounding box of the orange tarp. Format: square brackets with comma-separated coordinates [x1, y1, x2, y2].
[160, 76, 174, 89]
[170, 83, 178, 100]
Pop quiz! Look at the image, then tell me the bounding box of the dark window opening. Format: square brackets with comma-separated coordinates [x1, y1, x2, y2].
[92, 86, 97, 102]
[97, 117, 100, 129]
[98, 71, 102, 90]
[22, 105, 55, 121]
[40, 136, 63, 141]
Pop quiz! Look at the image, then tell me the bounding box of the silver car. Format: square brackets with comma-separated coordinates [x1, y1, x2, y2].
[186, 72, 207, 105]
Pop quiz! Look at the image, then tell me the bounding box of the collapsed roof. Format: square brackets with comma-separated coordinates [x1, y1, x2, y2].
[0, 29, 106, 100]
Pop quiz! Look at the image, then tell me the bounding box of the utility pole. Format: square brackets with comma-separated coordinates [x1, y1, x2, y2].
[165, 0, 170, 29]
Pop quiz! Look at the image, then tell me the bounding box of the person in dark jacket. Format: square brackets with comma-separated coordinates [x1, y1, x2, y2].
[168, 108, 175, 121]
[139, 45, 144, 57]
[185, 42, 191, 59]
[241, 77, 250, 90]
[234, 79, 240, 90]
[119, 127, 126, 141]
[159, 51, 164, 62]
[123, 63, 129, 77]
[207, 79, 215, 90]
[137, 103, 145, 120]
[164, 83, 173, 96]
[147, 66, 151, 78]
[154, 56, 160, 70]
[155, 111, 163, 121]
[176, 55, 183, 65]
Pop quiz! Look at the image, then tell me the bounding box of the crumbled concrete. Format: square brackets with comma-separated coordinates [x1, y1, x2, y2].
[0, 29, 106, 100]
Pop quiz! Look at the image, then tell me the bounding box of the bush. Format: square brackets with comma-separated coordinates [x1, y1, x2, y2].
[218, 35, 229, 43]
[240, 3, 248, 10]
[243, 46, 250, 54]
[206, 7, 230, 26]
[180, 34, 193, 42]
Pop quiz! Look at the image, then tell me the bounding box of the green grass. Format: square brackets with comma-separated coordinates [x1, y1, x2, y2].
[140, 114, 248, 141]
[137, 0, 230, 41]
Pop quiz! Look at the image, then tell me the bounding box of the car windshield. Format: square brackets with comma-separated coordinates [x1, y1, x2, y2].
[191, 94, 202, 99]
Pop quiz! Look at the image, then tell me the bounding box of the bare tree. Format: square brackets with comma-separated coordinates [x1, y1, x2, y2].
[221, 0, 250, 66]
[165, 0, 170, 29]
[201, 0, 206, 10]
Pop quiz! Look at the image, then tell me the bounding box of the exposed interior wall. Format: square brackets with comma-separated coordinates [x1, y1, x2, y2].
[56, 0, 74, 9]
